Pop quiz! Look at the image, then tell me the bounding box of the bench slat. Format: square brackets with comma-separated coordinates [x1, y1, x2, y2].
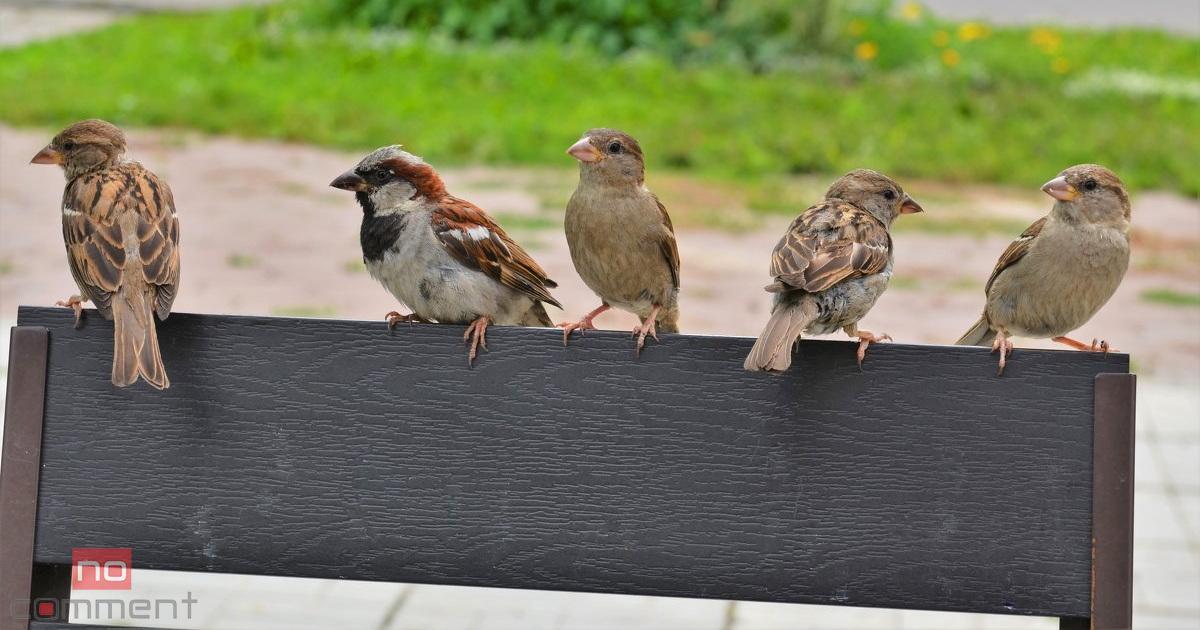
[19, 305, 1127, 617]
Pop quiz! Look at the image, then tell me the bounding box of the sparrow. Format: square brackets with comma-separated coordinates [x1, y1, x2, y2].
[956, 164, 1131, 375]
[330, 146, 561, 365]
[744, 169, 923, 373]
[561, 129, 681, 354]
[31, 119, 180, 389]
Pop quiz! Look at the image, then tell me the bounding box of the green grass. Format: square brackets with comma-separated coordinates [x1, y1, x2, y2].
[1140, 288, 1200, 308]
[225, 253, 259, 269]
[271, 304, 339, 317]
[0, 4, 1196, 194]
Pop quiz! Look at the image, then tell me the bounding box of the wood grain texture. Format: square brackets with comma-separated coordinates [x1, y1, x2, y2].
[17, 305, 1130, 617]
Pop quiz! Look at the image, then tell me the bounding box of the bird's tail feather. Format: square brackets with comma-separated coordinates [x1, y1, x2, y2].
[112, 286, 169, 389]
[955, 314, 996, 347]
[522, 301, 554, 327]
[655, 306, 680, 334]
[744, 299, 817, 373]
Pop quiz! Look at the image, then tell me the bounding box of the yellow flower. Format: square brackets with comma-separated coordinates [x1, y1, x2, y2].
[932, 30, 950, 47]
[1051, 57, 1071, 74]
[847, 19, 867, 37]
[941, 48, 961, 68]
[1030, 27, 1061, 54]
[957, 22, 988, 42]
[900, 1, 923, 22]
[855, 41, 879, 61]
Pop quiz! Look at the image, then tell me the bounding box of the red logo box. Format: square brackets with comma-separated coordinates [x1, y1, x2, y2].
[71, 547, 132, 590]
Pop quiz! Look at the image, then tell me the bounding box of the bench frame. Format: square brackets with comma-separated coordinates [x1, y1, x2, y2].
[0, 322, 1135, 630]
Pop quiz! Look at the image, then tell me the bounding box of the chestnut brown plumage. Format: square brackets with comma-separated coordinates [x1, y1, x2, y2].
[31, 119, 180, 389]
[956, 164, 1131, 375]
[562, 129, 681, 354]
[330, 145, 560, 365]
[745, 169, 922, 373]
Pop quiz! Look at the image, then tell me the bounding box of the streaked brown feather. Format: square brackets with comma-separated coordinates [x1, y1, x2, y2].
[769, 200, 891, 293]
[984, 217, 1046, 295]
[652, 195, 681, 290]
[431, 196, 561, 309]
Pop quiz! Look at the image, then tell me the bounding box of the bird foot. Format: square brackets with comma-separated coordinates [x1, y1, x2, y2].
[55, 295, 85, 329]
[463, 316, 491, 366]
[557, 304, 611, 346]
[385, 311, 425, 330]
[992, 333, 1015, 376]
[852, 329, 892, 369]
[1052, 335, 1116, 354]
[632, 305, 663, 357]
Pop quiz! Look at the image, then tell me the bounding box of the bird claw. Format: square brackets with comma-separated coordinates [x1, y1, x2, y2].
[557, 319, 596, 346]
[991, 334, 1014, 376]
[385, 311, 424, 330]
[463, 317, 490, 366]
[632, 307, 662, 358]
[55, 295, 85, 329]
[853, 330, 891, 369]
[1091, 338, 1117, 354]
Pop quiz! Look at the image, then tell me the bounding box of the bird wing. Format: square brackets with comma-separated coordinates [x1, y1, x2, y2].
[768, 201, 892, 293]
[431, 196, 561, 309]
[61, 162, 180, 319]
[984, 216, 1046, 294]
[652, 194, 681, 289]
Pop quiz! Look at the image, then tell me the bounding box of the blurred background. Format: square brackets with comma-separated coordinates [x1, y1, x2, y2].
[0, 0, 1197, 628]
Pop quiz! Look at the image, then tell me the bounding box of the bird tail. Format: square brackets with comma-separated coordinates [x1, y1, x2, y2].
[655, 305, 680, 334]
[521, 301, 555, 327]
[112, 285, 169, 389]
[744, 298, 817, 373]
[955, 314, 996, 347]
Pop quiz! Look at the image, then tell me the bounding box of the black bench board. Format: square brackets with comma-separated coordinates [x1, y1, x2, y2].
[1, 306, 1135, 629]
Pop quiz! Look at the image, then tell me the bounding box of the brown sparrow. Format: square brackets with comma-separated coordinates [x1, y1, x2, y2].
[745, 169, 923, 373]
[31, 119, 180, 389]
[330, 145, 561, 365]
[956, 164, 1131, 374]
[561, 129, 681, 354]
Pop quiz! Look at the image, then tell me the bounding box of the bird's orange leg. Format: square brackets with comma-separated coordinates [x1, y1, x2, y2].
[845, 325, 892, 369]
[463, 316, 491, 366]
[385, 311, 426, 330]
[1052, 336, 1116, 354]
[55, 294, 85, 329]
[557, 303, 611, 346]
[992, 331, 1015, 376]
[632, 304, 663, 357]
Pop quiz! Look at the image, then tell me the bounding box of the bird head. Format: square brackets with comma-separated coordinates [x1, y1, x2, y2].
[329, 145, 446, 215]
[1042, 164, 1130, 225]
[31, 119, 127, 179]
[825, 168, 923, 227]
[567, 129, 646, 186]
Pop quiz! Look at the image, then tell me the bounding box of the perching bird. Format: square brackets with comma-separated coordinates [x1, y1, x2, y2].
[744, 169, 923, 373]
[31, 119, 180, 389]
[956, 164, 1131, 375]
[330, 145, 561, 365]
[562, 129, 680, 354]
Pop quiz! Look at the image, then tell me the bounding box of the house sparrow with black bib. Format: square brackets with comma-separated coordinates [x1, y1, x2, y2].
[330, 146, 561, 365]
[956, 164, 1131, 375]
[562, 129, 681, 354]
[744, 169, 923, 373]
[31, 119, 180, 389]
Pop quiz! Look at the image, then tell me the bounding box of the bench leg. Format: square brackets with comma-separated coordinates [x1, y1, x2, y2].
[1059, 617, 1089, 630]
[1090, 373, 1136, 630]
[29, 564, 71, 623]
[0, 326, 51, 630]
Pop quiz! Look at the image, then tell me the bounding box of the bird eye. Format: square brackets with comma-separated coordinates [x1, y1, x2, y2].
[62, 141, 76, 151]
[607, 141, 622, 154]
[370, 168, 390, 183]
[882, 189, 896, 201]
[1082, 179, 1098, 191]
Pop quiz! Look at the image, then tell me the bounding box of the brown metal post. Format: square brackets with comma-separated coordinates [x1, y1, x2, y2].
[1090, 373, 1136, 630]
[0, 326, 51, 630]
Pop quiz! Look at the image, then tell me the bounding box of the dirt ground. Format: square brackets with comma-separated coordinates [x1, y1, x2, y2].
[2, 124, 1198, 382]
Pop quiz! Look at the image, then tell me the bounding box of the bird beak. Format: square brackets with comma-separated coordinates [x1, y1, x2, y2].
[30, 145, 63, 166]
[1041, 176, 1077, 201]
[567, 137, 602, 163]
[899, 193, 924, 214]
[329, 170, 369, 192]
